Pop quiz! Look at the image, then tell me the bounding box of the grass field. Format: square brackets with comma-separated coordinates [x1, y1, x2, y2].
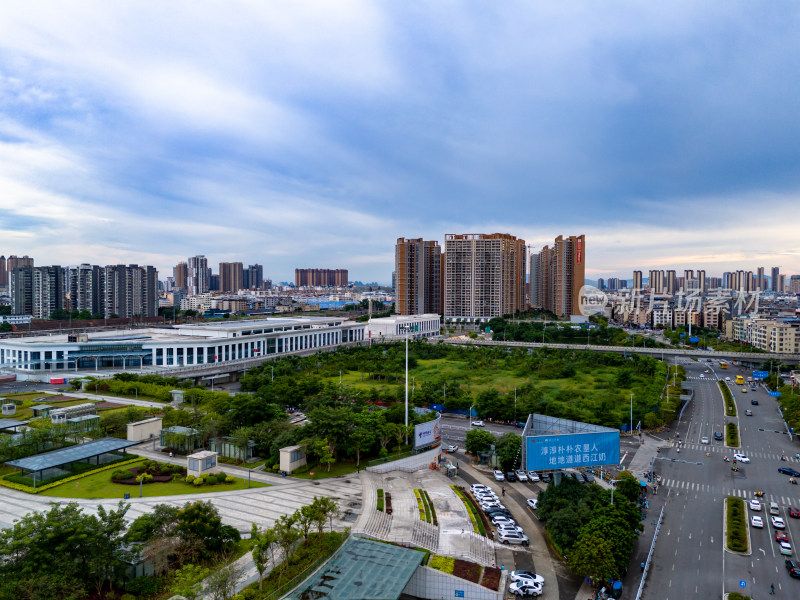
[39, 459, 269, 499]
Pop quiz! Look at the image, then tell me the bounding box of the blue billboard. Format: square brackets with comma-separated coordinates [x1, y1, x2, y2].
[689, 336, 699, 343]
[753, 371, 769, 379]
[525, 431, 620, 471]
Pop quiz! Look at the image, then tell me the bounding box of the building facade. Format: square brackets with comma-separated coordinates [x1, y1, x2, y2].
[394, 238, 442, 316]
[188, 255, 209, 295]
[536, 234, 586, 318]
[219, 262, 244, 293]
[294, 269, 349, 287]
[444, 233, 526, 320]
[244, 264, 264, 290]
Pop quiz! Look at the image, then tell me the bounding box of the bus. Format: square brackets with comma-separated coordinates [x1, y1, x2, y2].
[736, 375, 745, 385]
[720, 361, 728, 369]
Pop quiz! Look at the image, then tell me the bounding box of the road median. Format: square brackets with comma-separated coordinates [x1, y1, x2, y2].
[724, 496, 750, 555]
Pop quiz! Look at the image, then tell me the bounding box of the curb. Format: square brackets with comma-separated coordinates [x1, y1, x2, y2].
[722, 497, 751, 556]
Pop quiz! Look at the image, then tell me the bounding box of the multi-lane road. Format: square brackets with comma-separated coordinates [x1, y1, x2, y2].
[645, 359, 800, 599]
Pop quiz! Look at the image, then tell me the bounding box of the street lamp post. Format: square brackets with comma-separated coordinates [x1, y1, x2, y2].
[404, 326, 409, 444]
[610, 479, 621, 504]
[630, 394, 634, 436]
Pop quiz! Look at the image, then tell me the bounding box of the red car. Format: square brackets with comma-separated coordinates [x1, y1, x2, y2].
[777, 531, 790, 542]
[789, 507, 800, 519]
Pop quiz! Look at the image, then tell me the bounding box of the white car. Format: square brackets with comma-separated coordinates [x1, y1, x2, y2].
[509, 581, 542, 596]
[527, 471, 540, 482]
[494, 469, 505, 481]
[700, 374, 705, 378]
[751, 515, 764, 528]
[527, 498, 538, 510]
[475, 491, 498, 501]
[515, 470, 529, 482]
[491, 515, 516, 526]
[726, 376, 731, 381]
[509, 571, 545, 586]
[772, 516, 786, 529]
[498, 531, 529, 546]
[749, 499, 762, 511]
[472, 420, 485, 427]
[471, 484, 490, 493]
[700, 437, 709, 444]
[447, 444, 458, 452]
[497, 522, 524, 535]
[733, 453, 750, 463]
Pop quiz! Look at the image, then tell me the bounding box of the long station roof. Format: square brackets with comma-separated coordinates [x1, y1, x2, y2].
[6, 437, 139, 472]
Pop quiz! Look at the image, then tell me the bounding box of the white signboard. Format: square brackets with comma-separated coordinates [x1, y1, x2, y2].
[414, 415, 441, 449]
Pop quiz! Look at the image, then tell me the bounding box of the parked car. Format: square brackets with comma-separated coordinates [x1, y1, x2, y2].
[509, 581, 542, 596]
[515, 470, 528, 482]
[494, 470, 505, 481]
[751, 515, 764, 528]
[779, 467, 800, 477]
[491, 515, 516, 526]
[582, 471, 595, 482]
[496, 522, 524, 535]
[505, 471, 517, 482]
[527, 471, 540, 482]
[471, 484, 491, 493]
[498, 531, 529, 546]
[574, 472, 586, 483]
[484, 509, 513, 519]
[472, 420, 485, 427]
[509, 571, 545, 586]
[540, 472, 551, 483]
[526, 498, 538, 510]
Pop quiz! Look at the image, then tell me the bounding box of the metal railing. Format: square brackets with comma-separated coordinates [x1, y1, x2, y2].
[636, 506, 665, 600]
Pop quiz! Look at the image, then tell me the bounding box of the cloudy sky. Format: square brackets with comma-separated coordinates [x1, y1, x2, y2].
[1, 2, 799, 284]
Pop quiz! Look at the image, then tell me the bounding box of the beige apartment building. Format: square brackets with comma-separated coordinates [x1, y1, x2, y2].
[394, 238, 442, 316]
[534, 234, 586, 317]
[444, 233, 526, 320]
[726, 316, 800, 354]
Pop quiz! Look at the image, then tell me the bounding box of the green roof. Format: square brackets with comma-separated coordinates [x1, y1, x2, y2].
[285, 536, 424, 600]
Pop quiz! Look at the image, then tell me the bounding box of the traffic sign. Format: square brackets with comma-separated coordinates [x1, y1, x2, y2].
[739, 580, 746, 588]
[769, 391, 782, 397]
[753, 371, 769, 379]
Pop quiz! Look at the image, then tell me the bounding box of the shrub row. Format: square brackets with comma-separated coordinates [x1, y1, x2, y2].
[377, 488, 384, 512]
[726, 497, 748, 553]
[452, 486, 484, 535]
[719, 381, 737, 417]
[185, 473, 235, 486]
[422, 490, 438, 526]
[453, 558, 481, 583]
[414, 489, 428, 523]
[429, 554, 455, 574]
[727, 422, 739, 447]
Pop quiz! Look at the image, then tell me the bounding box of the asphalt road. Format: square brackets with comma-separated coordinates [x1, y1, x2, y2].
[644, 359, 800, 599]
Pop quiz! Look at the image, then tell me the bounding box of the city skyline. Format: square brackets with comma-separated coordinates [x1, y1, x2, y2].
[1, 3, 800, 282]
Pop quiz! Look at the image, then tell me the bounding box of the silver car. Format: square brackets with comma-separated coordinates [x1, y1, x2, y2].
[498, 531, 529, 546]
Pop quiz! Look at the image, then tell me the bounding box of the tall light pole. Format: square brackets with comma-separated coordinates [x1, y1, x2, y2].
[630, 394, 634, 436]
[514, 387, 517, 423]
[404, 326, 409, 444]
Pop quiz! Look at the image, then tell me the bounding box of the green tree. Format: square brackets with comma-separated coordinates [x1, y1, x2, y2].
[176, 501, 240, 558]
[495, 431, 521, 471]
[295, 504, 316, 540]
[310, 496, 340, 535]
[125, 504, 180, 542]
[170, 564, 210, 600]
[251, 527, 277, 591]
[0, 322, 12, 332]
[350, 412, 377, 466]
[312, 437, 335, 472]
[273, 514, 301, 572]
[567, 533, 618, 582]
[465, 428, 496, 455]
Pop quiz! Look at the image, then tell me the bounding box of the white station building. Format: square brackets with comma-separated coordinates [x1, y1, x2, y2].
[0, 316, 367, 375]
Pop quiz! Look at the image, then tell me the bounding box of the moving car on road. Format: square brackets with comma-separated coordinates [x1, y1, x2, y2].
[700, 437, 709, 444]
[745, 409, 753, 416]
[776, 531, 789, 542]
[526, 498, 538, 510]
[471, 420, 485, 427]
[749, 499, 762, 511]
[789, 507, 800, 518]
[786, 559, 800, 578]
[778, 467, 800, 477]
[751, 515, 764, 528]
[751, 398, 758, 405]
[714, 432, 723, 441]
[447, 444, 458, 452]
[733, 453, 750, 463]
[770, 502, 780, 515]
[772, 516, 786, 529]
[780, 541, 793, 555]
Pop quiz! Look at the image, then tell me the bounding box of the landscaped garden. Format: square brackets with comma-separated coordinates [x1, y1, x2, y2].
[38, 458, 267, 498]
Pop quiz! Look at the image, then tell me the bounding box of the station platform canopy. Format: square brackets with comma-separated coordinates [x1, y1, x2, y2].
[0, 418, 26, 433]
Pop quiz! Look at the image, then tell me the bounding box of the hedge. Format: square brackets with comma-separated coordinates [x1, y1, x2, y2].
[0, 457, 142, 494]
[452, 485, 486, 536]
[423, 490, 438, 526]
[429, 555, 455, 574]
[719, 381, 737, 417]
[454, 558, 481, 583]
[727, 422, 739, 447]
[726, 497, 748, 553]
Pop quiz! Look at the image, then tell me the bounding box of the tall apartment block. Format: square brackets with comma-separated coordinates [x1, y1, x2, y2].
[10, 266, 34, 315]
[445, 233, 526, 319]
[534, 234, 586, 317]
[68, 264, 104, 315]
[6, 255, 34, 288]
[394, 238, 442, 316]
[103, 265, 158, 318]
[632, 271, 643, 291]
[295, 269, 348, 287]
[244, 264, 264, 289]
[173, 262, 188, 291]
[219, 262, 244, 293]
[771, 267, 780, 292]
[0, 256, 5, 287]
[32, 266, 66, 319]
[188, 255, 209, 295]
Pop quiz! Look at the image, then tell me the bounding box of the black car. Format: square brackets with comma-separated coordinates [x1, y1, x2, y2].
[714, 432, 723, 441]
[779, 467, 800, 477]
[485, 509, 513, 519]
[540, 472, 551, 483]
[505, 471, 517, 482]
[787, 559, 800, 578]
[751, 399, 759, 405]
